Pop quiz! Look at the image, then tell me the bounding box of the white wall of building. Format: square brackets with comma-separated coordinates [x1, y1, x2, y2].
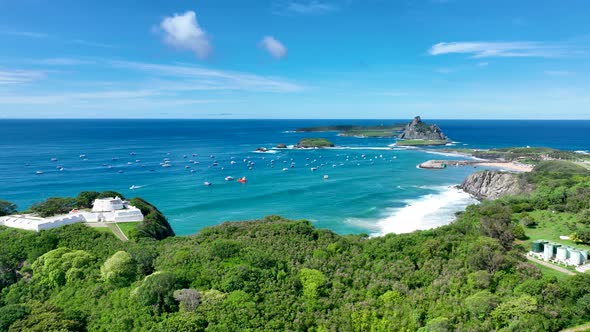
[0, 197, 144, 232]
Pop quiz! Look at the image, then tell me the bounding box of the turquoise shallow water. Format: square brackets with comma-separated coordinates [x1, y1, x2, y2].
[1, 119, 588, 235]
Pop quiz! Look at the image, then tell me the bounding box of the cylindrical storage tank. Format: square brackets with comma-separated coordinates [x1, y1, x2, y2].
[556, 247, 568, 260]
[532, 241, 543, 253]
[553, 244, 561, 256]
[571, 250, 582, 265]
[544, 244, 554, 261]
[567, 247, 575, 259]
[581, 250, 588, 262]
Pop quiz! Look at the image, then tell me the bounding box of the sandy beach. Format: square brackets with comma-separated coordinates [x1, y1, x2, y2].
[472, 161, 534, 173]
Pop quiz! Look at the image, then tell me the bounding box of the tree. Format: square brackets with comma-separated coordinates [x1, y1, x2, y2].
[578, 210, 590, 225]
[97, 191, 125, 199]
[571, 229, 590, 245]
[465, 291, 499, 319]
[132, 271, 181, 314]
[491, 295, 537, 329]
[513, 224, 527, 240]
[299, 268, 326, 300]
[30, 197, 77, 217]
[0, 304, 29, 331]
[0, 200, 17, 216]
[479, 205, 515, 249]
[128, 198, 175, 240]
[31, 248, 95, 288]
[173, 289, 201, 312]
[7, 302, 84, 332]
[75, 191, 100, 209]
[101, 251, 136, 286]
[520, 215, 538, 228]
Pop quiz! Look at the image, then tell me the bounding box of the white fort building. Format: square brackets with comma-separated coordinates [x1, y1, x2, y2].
[0, 197, 144, 232]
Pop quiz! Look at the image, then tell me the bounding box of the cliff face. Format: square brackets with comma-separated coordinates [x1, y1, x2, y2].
[460, 170, 527, 200]
[398, 116, 448, 141]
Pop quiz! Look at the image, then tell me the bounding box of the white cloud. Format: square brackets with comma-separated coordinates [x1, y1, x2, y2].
[159, 11, 211, 59]
[0, 31, 48, 38]
[429, 41, 569, 58]
[259, 36, 287, 59]
[477, 62, 489, 67]
[274, 1, 338, 15]
[33, 58, 95, 66]
[109, 60, 303, 92]
[68, 39, 115, 48]
[0, 69, 45, 85]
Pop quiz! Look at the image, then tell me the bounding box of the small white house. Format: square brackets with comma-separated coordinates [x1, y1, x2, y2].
[0, 197, 144, 232]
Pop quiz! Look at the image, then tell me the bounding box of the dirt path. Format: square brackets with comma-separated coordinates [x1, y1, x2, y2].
[107, 223, 128, 241]
[526, 255, 575, 275]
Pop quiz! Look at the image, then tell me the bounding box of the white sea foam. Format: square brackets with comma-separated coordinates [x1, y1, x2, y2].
[575, 150, 589, 155]
[253, 150, 279, 154]
[423, 150, 473, 159]
[330, 146, 393, 151]
[372, 186, 478, 236]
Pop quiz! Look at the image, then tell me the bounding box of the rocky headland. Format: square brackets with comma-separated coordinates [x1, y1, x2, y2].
[459, 170, 530, 200]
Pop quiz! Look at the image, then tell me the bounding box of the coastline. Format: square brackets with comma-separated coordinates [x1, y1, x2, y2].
[419, 148, 534, 173]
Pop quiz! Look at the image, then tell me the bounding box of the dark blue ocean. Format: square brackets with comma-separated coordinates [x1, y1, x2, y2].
[0, 119, 588, 235]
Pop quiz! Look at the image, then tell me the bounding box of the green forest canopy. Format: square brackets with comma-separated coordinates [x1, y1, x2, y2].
[1, 160, 590, 331]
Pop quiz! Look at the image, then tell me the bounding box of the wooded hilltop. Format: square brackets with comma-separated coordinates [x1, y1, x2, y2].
[1, 160, 590, 331]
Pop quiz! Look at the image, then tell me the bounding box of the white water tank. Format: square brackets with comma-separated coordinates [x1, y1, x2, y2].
[556, 247, 568, 260]
[544, 244, 554, 261]
[570, 250, 582, 265]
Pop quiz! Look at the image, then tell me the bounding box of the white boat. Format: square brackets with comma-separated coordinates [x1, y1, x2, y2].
[79, 154, 86, 158]
[130, 185, 138, 190]
[282, 168, 288, 171]
[35, 171, 43, 175]
[51, 157, 58, 162]
[162, 164, 171, 168]
[204, 181, 212, 186]
[324, 175, 329, 180]
[225, 176, 234, 181]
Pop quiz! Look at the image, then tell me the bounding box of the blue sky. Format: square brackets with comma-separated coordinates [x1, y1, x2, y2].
[0, 0, 589, 119]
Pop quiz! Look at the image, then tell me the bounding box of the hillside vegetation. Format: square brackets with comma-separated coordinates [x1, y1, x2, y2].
[1, 161, 590, 331]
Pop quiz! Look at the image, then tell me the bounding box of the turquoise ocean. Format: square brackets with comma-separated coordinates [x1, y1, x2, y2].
[1, 119, 589, 235]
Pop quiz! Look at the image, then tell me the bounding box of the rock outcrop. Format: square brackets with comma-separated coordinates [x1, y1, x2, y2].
[398, 116, 448, 141]
[459, 170, 527, 200]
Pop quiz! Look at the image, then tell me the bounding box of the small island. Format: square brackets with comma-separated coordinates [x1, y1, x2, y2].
[296, 138, 335, 148]
[396, 116, 450, 146]
[296, 124, 404, 137]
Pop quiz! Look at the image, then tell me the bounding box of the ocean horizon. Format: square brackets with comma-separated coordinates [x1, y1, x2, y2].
[1, 119, 589, 236]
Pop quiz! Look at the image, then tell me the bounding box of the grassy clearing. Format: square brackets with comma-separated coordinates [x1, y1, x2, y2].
[527, 260, 573, 282]
[117, 222, 140, 238]
[517, 210, 590, 250]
